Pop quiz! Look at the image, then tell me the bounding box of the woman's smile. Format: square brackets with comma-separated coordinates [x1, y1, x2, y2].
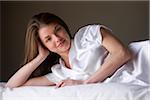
[57, 39, 65, 48]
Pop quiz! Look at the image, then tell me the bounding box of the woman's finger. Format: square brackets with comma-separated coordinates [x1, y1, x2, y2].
[60, 82, 66, 87]
[56, 81, 64, 88]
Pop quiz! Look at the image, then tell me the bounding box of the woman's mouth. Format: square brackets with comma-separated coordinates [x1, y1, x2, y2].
[57, 39, 65, 47]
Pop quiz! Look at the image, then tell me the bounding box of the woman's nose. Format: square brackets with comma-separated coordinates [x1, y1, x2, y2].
[54, 35, 61, 42]
[53, 35, 63, 45]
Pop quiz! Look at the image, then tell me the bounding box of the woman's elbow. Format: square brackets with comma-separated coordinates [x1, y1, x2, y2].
[120, 47, 132, 62]
[5, 81, 24, 88]
[5, 83, 19, 88]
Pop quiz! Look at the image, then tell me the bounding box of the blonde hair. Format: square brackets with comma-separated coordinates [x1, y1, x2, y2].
[23, 12, 71, 77]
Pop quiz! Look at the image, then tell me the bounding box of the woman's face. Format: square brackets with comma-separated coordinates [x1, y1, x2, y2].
[38, 23, 71, 55]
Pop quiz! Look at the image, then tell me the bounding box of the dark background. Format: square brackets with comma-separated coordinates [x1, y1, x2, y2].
[0, 1, 149, 82]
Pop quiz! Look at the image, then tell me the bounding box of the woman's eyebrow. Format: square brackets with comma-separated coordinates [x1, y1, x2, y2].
[44, 24, 60, 39]
[44, 35, 49, 39]
[44, 25, 59, 39]
[54, 24, 59, 30]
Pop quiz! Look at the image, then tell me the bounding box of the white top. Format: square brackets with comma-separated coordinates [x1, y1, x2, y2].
[45, 24, 150, 86]
[45, 24, 109, 83]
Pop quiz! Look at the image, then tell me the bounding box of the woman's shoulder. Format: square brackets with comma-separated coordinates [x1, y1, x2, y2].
[74, 23, 111, 36]
[71, 24, 103, 49]
[74, 24, 100, 38]
[72, 24, 113, 48]
[76, 24, 101, 33]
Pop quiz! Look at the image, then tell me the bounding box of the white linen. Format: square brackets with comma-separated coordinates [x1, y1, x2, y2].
[1, 82, 150, 100]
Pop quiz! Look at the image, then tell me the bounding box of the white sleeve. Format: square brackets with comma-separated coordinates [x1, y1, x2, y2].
[44, 64, 67, 84]
[45, 73, 62, 84]
[74, 24, 112, 48]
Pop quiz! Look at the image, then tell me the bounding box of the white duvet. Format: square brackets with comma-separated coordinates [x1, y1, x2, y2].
[1, 82, 150, 100]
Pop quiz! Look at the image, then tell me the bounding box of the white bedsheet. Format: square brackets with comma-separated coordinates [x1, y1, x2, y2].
[1, 82, 150, 100]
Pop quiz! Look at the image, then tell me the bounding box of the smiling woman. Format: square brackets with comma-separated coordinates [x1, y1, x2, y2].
[5, 12, 150, 90]
[38, 23, 71, 56]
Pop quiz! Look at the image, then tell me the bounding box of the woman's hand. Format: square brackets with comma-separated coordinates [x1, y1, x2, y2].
[38, 42, 49, 59]
[56, 79, 84, 88]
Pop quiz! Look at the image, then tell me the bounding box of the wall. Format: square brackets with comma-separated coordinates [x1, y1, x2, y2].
[0, 2, 1, 81]
[1, 1, 149, 81]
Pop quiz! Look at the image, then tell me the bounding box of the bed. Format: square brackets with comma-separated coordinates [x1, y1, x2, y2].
[1, 82, 150, 100]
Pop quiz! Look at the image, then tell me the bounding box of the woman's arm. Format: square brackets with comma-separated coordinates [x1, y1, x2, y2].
[5, 55, 46, 88]
[23, 76, 55, 86]
[84, 27, 132, 84]
[5, 43, 54, 88]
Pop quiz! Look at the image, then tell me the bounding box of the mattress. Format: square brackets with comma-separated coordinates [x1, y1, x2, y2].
[1, 82, 150, 100]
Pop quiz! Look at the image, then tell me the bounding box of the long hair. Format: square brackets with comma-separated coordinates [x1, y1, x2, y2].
[23, 12, 71, 78]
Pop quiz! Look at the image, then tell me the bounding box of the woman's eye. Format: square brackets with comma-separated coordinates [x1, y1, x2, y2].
[56, 27, 61, 32]
[45, 37, 51, 43]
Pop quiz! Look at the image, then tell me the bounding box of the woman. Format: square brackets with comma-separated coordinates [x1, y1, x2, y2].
[6, 12, 148, 88]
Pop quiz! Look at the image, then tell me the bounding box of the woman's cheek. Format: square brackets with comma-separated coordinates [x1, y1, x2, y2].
[46, 44, 53, 51]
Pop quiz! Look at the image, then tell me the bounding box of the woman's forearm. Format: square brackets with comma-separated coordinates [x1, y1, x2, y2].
[5, 55, 45, 88]
[84, 48, 132, 84]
